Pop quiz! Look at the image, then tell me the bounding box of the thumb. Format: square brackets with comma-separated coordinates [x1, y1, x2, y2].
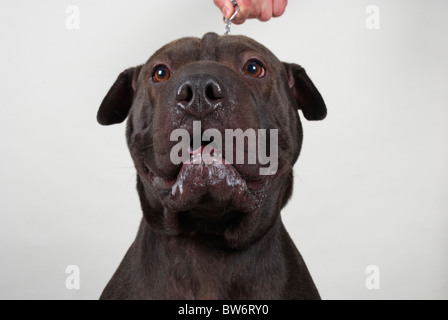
[213, 0, 235, 19]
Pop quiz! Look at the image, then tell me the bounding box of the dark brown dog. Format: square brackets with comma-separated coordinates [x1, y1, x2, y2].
[97, 32, 326, 300]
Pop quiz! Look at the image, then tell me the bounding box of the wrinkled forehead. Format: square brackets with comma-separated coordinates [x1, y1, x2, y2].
[143, 33, 278, 73]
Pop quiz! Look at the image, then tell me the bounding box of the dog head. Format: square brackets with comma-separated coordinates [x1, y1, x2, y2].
[97, 33, 326, 248]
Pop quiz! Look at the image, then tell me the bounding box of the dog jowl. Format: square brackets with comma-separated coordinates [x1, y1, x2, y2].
[97, 32, 326, 300]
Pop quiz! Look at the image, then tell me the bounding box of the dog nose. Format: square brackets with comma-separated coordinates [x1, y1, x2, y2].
[176, 75, 224, 118]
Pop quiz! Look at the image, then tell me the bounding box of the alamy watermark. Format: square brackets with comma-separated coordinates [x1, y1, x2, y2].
[365, 265, 380, 290]
[65, 265, 80, 290]
[170, 121, 278, 176]
[365, 5, 380, 30]
[66, 5, 80, 30]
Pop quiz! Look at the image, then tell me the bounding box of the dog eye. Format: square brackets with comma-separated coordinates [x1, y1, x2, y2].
[152, 65, 171, 82]
[243, 60, 265, 78]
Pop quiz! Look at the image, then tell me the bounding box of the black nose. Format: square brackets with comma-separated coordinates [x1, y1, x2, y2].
[176, 75, 225, 118]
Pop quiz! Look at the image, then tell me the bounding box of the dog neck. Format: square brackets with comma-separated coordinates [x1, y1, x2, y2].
[101, 175, 320, 300]
[134, 216, 290, 299]
[111, 174, 318, 300]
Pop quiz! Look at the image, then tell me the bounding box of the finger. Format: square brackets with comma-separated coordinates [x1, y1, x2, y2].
[214, 0, 235, 19]
[272, 0, 287, 18]
[232, 0, 251, 25]
[258, 0, 273, 22]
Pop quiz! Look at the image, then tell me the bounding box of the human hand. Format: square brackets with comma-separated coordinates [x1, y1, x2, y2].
[213, 0, 288, 24]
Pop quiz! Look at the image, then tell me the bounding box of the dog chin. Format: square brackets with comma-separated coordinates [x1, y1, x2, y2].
[142, 155, 271, 214]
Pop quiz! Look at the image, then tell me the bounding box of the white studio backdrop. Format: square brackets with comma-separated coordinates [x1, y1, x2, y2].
[0, 0, 447, 300]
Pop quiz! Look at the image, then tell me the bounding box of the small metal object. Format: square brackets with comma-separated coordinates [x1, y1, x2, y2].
[224, 0, 239, 34]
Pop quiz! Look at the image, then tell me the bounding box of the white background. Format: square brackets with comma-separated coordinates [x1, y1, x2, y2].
[0, 0, 447, 300]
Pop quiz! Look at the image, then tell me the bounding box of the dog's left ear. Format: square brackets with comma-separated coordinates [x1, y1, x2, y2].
[283, 63, 327, 121]
[97, 65, 142, 125]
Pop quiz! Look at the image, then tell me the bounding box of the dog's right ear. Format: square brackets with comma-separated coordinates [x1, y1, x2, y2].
[97, 65, 142, 125]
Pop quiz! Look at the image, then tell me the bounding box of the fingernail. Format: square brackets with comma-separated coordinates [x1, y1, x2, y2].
[222, 7, 229, 18]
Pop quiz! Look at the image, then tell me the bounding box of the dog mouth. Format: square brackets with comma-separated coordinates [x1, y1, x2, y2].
[142, 140, 271, 213]
[144, 144, 268, 191]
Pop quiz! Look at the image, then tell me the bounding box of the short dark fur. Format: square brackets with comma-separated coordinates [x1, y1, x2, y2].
[97, 33, 326, 300]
